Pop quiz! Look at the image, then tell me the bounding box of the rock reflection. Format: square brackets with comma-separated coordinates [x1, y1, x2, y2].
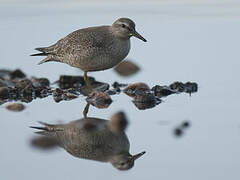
[133, 98, 159, 110]
[30, 111, 145, 170]
[123, 82, 198, 110]
[123, 83, 161, 110]
[173, 120, 191, 138]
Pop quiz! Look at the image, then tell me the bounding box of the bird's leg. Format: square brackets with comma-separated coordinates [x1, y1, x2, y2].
[84, 71, 94, 92]
[83, 103, 90, 119]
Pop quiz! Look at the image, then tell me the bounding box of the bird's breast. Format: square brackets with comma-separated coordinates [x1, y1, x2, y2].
[108, 38, 130, 60]
[85, 39, 130, 72]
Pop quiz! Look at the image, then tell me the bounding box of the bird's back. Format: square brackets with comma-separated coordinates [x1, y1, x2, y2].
[36, 26, 130, 71]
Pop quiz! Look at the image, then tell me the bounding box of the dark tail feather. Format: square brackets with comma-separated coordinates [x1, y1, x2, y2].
[30, 52, 48, 56]
[30, 47, 49, 56]
[37, 57, 52, 65]
[35, 47, 47, 52]
[30, 126, 48, 131]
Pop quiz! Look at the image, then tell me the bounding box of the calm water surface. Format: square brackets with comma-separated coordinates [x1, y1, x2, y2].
[1, 1, 240, 180]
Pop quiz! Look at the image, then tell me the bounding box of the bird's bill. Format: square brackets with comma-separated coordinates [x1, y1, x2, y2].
[132, 151, 146, 160]
[131, 31, 147, 42]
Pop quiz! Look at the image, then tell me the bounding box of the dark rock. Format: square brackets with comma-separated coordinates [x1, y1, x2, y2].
[86, 91, 112, 109]
[0, 78, 7, 87]
[115, 87, 121, 93]
[34, 87, 50, 97]
[169, 82, 186, 92]
[52, 88, 64, 103]
[20, 96, 33, 103]
[32, 78, 50, 88]
[66, 88, 81, 95]
[185, 82, 198, 94]
[52, 88, 78, 103]
[80, 82, 109, 96]
[8, 87, 19, 98]
[152, 85, 175, 97]
[133, 90, 157, 110]
[59, 75, 95, 89]
[0, 78, 15, 87]
[15, 79, 32, 89]
[123, 82, 150, 98]
[112, 82, 128, 88]
[169, 81, 198, 95]
[13, 79, 34, 96]
[0, 69, 11, 78]
[174, 128, 183, 137]
[0, 87, 10, 100]
[174, 120, 191, 138]
[53, 88, 63, 96]
[134, 91, 156, 103]
[94, 83, 109, 92]
[181, 121, 191, 128]
[133, 100, 156, 110]
[39, 89, 50, 98]
[0, 100, 6, 105]
[9, 69, 26, 79]
[105, 89, 117, 95]
[62, 92, 78, 100]
[22, 83, 34, 96]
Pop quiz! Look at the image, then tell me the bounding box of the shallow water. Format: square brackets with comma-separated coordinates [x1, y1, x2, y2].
[1, 1, 240, 180]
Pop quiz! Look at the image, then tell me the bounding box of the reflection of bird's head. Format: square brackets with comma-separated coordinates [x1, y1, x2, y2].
[110, 151, 146, 170]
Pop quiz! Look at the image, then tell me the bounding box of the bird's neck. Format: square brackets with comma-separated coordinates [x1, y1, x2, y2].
[110, 26, 130, 41]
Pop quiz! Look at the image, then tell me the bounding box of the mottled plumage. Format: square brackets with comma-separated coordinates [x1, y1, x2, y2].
[31, 17, 146, 91]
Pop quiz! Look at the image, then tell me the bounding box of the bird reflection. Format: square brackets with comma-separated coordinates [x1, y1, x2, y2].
[30, 111, 145, 170]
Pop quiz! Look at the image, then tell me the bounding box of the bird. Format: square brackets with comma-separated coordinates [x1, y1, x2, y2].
[31, 17, 147, 92]
[30, 112, 145, 170]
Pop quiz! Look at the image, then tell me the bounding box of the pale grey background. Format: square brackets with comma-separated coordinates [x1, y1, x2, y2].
[0, 1, 240, 180]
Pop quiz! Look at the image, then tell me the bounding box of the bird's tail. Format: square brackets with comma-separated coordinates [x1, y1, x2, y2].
[30, 47, 49, 56]
[30, 52, 47, 56]
[37, 57, 52, 65]
[30, 121, 62, 136]
[31, 47, 55, 65]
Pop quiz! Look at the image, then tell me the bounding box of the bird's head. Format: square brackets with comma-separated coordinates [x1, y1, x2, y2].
[112, 18, 147, 42]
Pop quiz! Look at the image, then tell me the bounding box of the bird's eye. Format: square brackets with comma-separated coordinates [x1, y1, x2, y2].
[121, 24, 126, 28]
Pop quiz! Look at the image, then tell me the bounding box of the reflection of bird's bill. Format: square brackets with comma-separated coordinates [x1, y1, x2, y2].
[131, 151, 146, 160]
[131, 31, 147, 42]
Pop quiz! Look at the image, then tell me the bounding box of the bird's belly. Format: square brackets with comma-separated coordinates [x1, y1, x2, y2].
[76, 40, 130, 72]
[87, 56, 123, 72]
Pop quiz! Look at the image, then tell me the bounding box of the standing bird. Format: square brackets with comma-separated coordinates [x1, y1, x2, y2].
[30, 113, 145, 170]
[31, 18, 147, 92]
